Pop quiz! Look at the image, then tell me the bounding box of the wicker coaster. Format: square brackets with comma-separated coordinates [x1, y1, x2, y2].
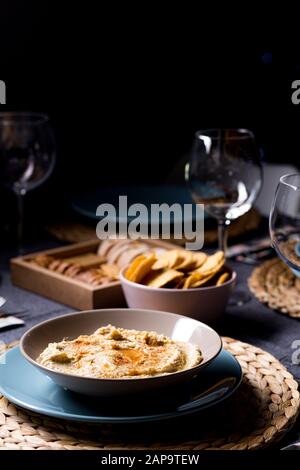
[248, 258, 300, 318]
[0, 337, 299, 450]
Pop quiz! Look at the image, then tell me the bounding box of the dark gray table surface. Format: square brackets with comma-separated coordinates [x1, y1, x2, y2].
[1, 239, 299, 448]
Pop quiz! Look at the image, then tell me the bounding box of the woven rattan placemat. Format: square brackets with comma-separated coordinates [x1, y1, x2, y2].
[46, 209, 261, 246]
[0, 337, 299, 450]
[248, 258, 300, 318]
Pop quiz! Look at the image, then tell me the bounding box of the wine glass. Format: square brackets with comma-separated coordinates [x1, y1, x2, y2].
[186, 129, 263, 255]
[269, 173, 300, 276]
[0, 112, 56, 249]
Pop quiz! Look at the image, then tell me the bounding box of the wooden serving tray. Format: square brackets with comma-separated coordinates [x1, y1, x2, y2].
[10, 239, 176, 310]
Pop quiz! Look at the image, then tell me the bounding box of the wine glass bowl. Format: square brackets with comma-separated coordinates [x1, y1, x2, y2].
[186, 128, 262, 254]
[0, 112, 56, 246]
[269, 173, 300, 276]
[0, 112, 55, 192]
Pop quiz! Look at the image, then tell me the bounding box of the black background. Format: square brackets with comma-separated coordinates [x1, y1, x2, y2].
[0, 2, 299, 226]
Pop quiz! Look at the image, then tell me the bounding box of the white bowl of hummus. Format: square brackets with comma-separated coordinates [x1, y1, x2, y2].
[20, 308, 222, 397]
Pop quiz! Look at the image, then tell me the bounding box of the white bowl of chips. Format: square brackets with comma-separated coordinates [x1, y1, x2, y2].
[119, 249, 236, 324]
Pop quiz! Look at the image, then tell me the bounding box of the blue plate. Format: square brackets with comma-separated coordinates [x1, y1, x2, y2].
[71, 185, 207, 224]
[0, 347, 242, 424]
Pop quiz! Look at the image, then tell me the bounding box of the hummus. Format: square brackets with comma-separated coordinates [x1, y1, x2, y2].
[37, 324, 202, 379]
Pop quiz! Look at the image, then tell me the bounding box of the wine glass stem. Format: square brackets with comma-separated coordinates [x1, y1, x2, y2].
[218, 219, 228, 254]
[16, 189, 26, 253]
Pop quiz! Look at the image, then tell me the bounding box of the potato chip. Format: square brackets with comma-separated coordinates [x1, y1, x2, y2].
[191, 252, 207, 269]
[151, 250, 181, 270]
[125, 254, 156, 283]
[173, 251, 195, 270]
[183, 273, 202, 289]
[190, 272, 216, 288]
[145, 269, 183, 288]
[193, 251, 225, 276]
[125, 255, 147, 280]
[216, 272, 230, 286]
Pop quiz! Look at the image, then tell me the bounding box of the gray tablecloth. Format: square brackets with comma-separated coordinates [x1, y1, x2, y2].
[1, 239, 299, 447]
